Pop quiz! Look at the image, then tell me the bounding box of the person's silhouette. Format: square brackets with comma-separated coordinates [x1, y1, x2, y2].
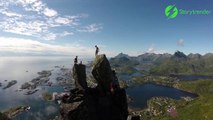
[95, 45, 99, 56]
[74, 56, 78, 64]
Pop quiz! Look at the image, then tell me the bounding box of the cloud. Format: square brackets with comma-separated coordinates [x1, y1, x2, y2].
[145, 44, 166, 54]
[1, 11, 22, 17]
[40, 31, 74, 41]
[147, 47, 155, 53]
[59, 31, 74, 36]
[0, 37, 95, 56]
[0, 0, 101, 40]
[78, 23, 103, 32]
[0, 20, 47, 36]
[55, 17, 73, 24]
[177, 39, 184, 46]
[43, 8, 57, 17]
[41, 32, 57, 41]
[146, 44, 156, 53]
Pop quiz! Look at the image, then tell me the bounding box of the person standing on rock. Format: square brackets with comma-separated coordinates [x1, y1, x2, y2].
[74, 56, 78, 64]
[95, 45, 99, 56]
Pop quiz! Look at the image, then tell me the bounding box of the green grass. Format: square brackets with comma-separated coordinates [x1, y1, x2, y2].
[173, 80, 213, 120]
[42, 92, 53, 101]
[138, 79, 213, 120]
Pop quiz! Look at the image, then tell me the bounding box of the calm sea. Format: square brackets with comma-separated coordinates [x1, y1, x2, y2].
[0, 56, 76, 120]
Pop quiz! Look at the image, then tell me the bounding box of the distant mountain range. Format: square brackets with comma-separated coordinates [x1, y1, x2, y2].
[110, 51, 213, 75]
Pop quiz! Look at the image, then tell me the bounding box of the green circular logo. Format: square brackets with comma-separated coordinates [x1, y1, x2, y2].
[165, 5, 178, 19]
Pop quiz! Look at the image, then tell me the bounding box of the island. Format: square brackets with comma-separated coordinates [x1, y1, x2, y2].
[3, 80, 17, 89]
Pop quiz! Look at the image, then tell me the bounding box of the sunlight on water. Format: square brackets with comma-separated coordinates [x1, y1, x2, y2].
[0, 56, 75, 120]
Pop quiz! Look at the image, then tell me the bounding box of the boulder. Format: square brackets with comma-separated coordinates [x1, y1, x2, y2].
[72, 64, 87, 90]
[92, 54, 114, 93]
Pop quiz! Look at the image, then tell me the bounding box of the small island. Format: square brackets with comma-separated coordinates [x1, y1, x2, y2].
[42, 92, 53, 101]
[3, 80, 17, 89]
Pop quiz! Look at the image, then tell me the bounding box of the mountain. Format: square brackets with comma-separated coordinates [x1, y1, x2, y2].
[113, 52, 130, 59]
[110, 51, 213, 76]
[150, 51, 213, 75]
[110, 53, 139, 67]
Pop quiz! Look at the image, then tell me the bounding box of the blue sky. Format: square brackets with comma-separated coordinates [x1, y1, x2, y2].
[0, 0, 213, 57]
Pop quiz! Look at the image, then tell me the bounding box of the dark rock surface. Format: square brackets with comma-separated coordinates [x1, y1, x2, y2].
[72, 64, 87, 90]
[92, 54, 114, 93]
[0, 112, 10, 120]
[3, 80, 17, 89]
[56, 88, 128, 120]
[55, 54, 128, 120]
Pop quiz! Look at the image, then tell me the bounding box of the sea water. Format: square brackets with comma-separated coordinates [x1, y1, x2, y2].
[0, 56, 74, 120]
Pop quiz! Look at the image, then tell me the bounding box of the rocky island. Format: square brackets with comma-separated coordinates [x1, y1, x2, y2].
[3, 80, 17, 89]
[0, 106, 30, 120]
[19, 70, 52, 95]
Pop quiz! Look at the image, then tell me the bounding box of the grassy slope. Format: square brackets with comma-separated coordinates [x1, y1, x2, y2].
[152, 80, 213, 120]
[174, 80, 213, 120]
[150, 58, 213, 75]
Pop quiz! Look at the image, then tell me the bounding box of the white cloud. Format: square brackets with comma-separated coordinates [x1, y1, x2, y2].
[43, 8, 57, 17]
[60, 31, 73, 36]
[177, 39, 184, 46]
[55, 17, 72, 24]
[147, 47, 155, 53]
[0, 20, 47, 36]
[40, 31, 73, 40]
[145, 44, 166, 54]
[0, 0, 100, 40]
[1, 11, 22, 17]
[0, 37, 95, 56]
[41, 32, 57, 41]
[18, 0, 38, 5]
[78, 24, 102, 32]
[31, 1, 44, 12]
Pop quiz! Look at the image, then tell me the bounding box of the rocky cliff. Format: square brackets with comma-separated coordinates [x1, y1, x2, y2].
[55, 54, 128, 120]
[92, 54, 114, 93]
[72, 64, 87, 90]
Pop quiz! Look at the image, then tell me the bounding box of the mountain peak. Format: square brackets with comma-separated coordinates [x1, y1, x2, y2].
[173, 51, 187, 59]
[114, 52, 129, 59]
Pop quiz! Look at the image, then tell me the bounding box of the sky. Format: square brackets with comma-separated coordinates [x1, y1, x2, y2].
[0, 0, 213, 57]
